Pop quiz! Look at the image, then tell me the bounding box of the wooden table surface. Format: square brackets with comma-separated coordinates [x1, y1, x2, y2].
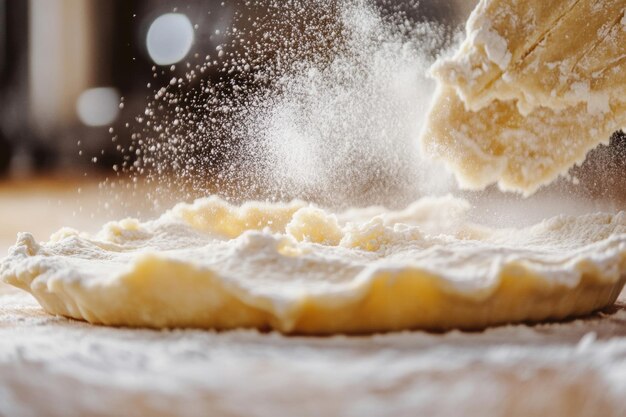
[1, 178, 626, 417]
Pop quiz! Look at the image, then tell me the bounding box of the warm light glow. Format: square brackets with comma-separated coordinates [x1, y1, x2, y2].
[146, 13, 194, 65]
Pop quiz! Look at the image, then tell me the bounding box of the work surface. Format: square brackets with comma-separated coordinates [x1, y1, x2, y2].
[2, 285, 626, 417]
[2, 179, 626, 417]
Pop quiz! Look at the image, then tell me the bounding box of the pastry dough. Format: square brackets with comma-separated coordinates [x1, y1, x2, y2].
[422, 86, 625, 194]
[2, 196, 625, 334]
[423, 0, 626, 194]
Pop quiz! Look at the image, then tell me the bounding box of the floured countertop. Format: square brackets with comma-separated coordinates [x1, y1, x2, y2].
[1, 179, 626, 416]
[1, 283, 626, 417]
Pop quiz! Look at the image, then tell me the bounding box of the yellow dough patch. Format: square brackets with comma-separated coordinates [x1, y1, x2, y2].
[2, 196, 625, 334]
[423, 0, 626, 194]
[422, 86, 625, 194]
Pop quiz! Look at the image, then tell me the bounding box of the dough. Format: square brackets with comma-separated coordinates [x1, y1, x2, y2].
[422, 86, 626, 194]
[423, 0, 626, 194]
[2, 196, 625, 334]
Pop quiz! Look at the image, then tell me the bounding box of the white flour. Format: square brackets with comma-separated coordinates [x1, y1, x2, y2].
[1, 286, 626, 417]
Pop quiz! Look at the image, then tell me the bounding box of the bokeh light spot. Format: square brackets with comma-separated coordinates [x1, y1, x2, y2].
[147, 13, 194, 66]
[76, 87, 120, 127]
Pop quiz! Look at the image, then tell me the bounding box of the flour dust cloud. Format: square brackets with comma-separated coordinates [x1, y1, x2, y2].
[107, 0, 456, 212]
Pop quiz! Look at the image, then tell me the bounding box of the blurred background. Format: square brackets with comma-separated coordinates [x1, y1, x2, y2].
[0, 0, 475, 180]
[0, 0, 231, 177]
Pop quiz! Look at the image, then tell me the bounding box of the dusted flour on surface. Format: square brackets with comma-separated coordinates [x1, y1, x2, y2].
[1, 196, 625, 334]
[423, 0, 626, 194]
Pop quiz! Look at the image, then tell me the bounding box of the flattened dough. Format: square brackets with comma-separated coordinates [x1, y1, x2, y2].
[2, 196, 625, 334]
[423, 0, 626, 194]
